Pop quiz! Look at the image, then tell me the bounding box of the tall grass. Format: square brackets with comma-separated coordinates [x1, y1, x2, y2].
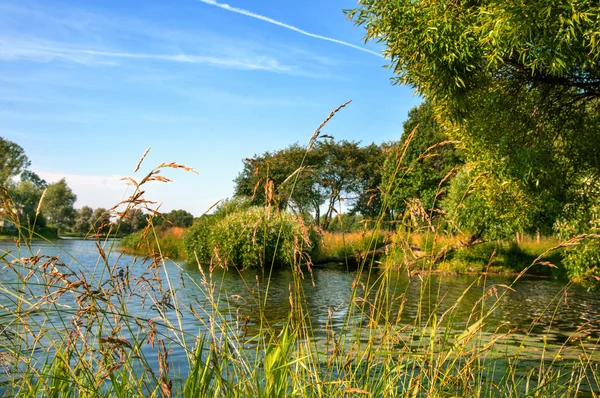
[316, 230, 388, 259]
[120, 226, 186, 260]
[0, 105, 598, 397]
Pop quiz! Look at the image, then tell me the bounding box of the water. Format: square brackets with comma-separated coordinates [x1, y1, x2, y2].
[1, 239, 599, 391]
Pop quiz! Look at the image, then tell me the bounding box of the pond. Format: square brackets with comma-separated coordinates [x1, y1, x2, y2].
[1, 238, 599, 394]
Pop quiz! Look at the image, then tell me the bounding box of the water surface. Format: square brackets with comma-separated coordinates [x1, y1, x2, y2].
[1, 239, 599, 390]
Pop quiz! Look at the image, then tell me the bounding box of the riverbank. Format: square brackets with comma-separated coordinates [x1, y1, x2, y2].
[119, 226, 565, 278]
[0, 226, 58, 240]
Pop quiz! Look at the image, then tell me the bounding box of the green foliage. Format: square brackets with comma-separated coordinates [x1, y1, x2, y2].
[0, 136, 30, 186]
[41, 178, 77, 232]
[209, 207, 309, 268]
[184, 339, 216, 397]
[349, 0, 600, 280]
[234, 143, 326, 219]
[9, 180, 46, 228]
[184, 202, 313, 268]
[382, 101, 464, 220]
[263, 324, 293, 398]
[118, 208, 147, 235]
[183, 214, 219, 263]
[20, 170, 47, 189]
[73, 206, 93, 235]
[555, 176, 600, 281]
[347, 1, 600, 104]
[441, 168, 526, 241]
[154, 209, 194, 228]
[234, 140, 386, 230]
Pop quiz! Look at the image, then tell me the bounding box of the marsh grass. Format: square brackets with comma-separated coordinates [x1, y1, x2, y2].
[0, 104, 598, 397]
[316, 230, 388, 259]
[120, 226, 186, 260]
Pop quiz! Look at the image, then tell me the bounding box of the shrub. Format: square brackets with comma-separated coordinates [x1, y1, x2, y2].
[184, 205, 313, 269]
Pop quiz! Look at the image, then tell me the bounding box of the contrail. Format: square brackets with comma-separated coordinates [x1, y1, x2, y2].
[197, 0, 383, 58]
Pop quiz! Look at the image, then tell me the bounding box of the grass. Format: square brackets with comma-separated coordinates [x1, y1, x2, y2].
[2, 225, 598, 397]
[382, 231, 566, 277]
[316, 230, 388, 259]
[0, 105, 598, 397]
[120, 226, 186, 259]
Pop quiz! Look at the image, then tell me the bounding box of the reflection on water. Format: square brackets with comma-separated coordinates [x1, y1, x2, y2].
[1, 239, 599, 387]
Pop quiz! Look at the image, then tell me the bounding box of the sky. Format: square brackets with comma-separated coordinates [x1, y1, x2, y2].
[0, 0, 421, 216]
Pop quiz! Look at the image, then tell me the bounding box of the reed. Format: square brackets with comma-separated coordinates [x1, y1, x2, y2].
[316, 230, 388, 259]
[0, 104, 598, 397]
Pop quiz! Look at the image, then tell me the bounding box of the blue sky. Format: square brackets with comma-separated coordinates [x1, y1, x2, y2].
[1, 0, 420, 216]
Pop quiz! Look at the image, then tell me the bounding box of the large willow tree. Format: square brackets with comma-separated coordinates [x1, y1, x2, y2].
[349, 1, 600, 280]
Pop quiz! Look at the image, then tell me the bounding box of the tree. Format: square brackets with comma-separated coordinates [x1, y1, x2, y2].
[9, 180, 46, 228]
[92, 207, 111, 233]
[124, 208, 148, 232]
[347, 1, 600, 105]
[74, 206, 94, 235]
[317, 140, 372, 230]
[41, 179, 77, 232]
[154, 209, 193, 228]
[234, 143, 327, 223]
[381, 102, 464, 223]
[21, 170, 47, 189]
[349, 1, 600, 278]
[234, 140, 386, 230]
[348, 142, 387, 220]
[0, 137, 30, 186]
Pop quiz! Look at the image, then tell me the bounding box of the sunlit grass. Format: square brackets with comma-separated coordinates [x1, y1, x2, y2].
[120, 226, 186, 260]
[0, 104, 598, 397]
[317, 230, 388, 259]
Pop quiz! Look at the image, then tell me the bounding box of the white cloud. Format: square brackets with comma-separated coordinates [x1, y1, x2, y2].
[0, 37, 296, 72]
[197, 0, 383, 58]
[37, 172, 130, 209]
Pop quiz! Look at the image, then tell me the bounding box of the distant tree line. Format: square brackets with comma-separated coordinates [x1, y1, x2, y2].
[0, 137, 194, 236]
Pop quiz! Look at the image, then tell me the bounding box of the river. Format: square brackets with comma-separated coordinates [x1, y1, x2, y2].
[1, 238, 599, 393]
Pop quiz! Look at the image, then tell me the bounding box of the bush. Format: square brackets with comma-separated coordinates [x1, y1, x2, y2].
[184, 205, 314, 269]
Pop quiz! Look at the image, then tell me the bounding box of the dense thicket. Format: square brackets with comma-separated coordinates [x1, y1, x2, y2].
[349, 0, 600, 280]
[183, 199, 315, 268]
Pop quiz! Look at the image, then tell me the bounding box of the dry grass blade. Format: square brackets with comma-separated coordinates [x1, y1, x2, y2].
[135, 146, 152, 173]
[416, 140, 461, 161]
[157, 162, 199, 174]
[120, 176, 139, 187]
[308, 100, 352, 147]
[203, 200, 221, 215]
[35, 188, 47, 217]
[281, 166, 308, 186]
